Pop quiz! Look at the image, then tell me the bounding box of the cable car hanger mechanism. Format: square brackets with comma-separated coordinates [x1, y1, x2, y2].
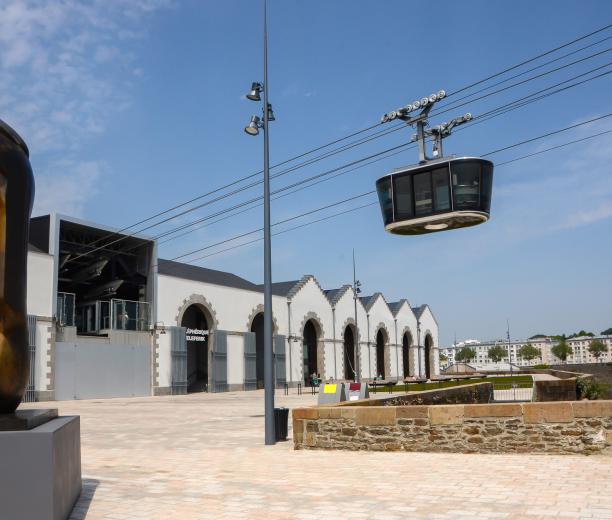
[380, 90, 472, 163]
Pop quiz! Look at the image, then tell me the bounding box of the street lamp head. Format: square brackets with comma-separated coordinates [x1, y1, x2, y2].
[246, 82, 263, 101]
[267, 103, 275, 121]
[244, 115, 261, 136]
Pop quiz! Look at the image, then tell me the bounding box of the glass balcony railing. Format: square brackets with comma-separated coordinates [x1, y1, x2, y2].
[111, 299, 150, 332]
[57, 292, 76, 327]
[75, 298, 150, 334]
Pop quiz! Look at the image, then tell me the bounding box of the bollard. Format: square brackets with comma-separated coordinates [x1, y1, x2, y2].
[297, 382, 302, 395]
[284, 382, 289, 396]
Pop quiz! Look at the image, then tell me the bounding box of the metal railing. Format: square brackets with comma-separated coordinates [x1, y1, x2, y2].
[491, 382, 533, 402]
[22, 315, 37, 403]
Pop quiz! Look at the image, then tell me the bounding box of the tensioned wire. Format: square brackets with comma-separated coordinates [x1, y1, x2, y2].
[70, 24, 612, 259]
[431, 34, 612, 110]
[168, 114, 612, 266]
[158, 123, 612, 268]
[73, 58, 612, 263]
[143, 65, 612, 247]
[429, 45, 612, 117]
[85, 65, 612, 268]
[154, 113, 612, 272]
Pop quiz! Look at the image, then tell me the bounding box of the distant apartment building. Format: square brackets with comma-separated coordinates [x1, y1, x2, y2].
[441, 335, 612, 370]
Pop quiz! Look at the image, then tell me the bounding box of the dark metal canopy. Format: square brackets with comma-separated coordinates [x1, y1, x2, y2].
[376, 157, 493, 235]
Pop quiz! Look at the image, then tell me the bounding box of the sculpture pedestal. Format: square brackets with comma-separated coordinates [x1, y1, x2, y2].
[0, 414, 82, 520]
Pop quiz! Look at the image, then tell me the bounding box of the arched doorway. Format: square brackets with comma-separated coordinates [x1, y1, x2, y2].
[250, 312, 265, 389]
[303, 320, 319, 385]
[424, 333, 433, 379]
[181, 304, 210, 393]
[343, 325, 356, 381]
[375, 329, 386, 379]
[402, 331, 412, 378]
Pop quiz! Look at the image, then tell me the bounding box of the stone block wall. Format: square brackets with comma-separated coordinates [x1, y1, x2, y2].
[534, 378, 577, 402]
[346, 382, 492, 407]
[293, 400, 612, 455]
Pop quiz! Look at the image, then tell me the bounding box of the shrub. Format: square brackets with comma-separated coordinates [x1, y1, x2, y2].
[576, 377, 605, 400]
[532, 364, 549, 369]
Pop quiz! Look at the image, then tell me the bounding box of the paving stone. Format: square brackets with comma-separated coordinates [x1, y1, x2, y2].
[18, 391, 612, 520]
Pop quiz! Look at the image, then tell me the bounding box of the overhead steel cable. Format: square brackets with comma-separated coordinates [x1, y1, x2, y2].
[158, 141, 413, 245]
[480, 112, 612, 157]
[73, 123, 392, 254]
[169, 190, 375, 262]
[65, 121, 405, 264]
[452, 68, 612, 133]
[161, 201, 379, 267]
[156, 114, 612, 268]
[495, 128, 612, 166]
[431, 50, 612, 118]
[444, 23, 612, 98]
[82, 61, 612, 259]
[435, 34, 612, 110]
[100, 68, 612, 260]
[159, 120, 612, 268]
[130, 60, 612, 244]
[70, 25, 612, 259]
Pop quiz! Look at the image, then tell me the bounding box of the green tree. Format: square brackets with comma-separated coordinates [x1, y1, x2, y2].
[601, 327, 612, 335]
[588, 340, 608, 362]
[487, 345, 507, 363]
[439, 353, 448, 364]
[518, 344, 541, 362]
[455, 347, 477, 363]
[551, 339, 573, 363]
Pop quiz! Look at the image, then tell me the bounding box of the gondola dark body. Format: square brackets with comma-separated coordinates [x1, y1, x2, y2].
[0, 120, 35, 413]
[376, 157, 493, 235]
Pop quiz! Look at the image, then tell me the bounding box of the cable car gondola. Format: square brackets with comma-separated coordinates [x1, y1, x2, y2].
[375, 90, 494, 235]
[376, 156, 493, 235]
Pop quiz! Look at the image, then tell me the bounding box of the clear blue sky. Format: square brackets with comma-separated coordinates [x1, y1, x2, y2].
[2, 0, 611, 345]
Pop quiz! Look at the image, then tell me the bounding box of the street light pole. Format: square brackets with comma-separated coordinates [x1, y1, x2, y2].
[244, 0, 275, 446]
[417, 319, 422, 378]
[352, 249, 361, 382]
[261, 0, 275, 447]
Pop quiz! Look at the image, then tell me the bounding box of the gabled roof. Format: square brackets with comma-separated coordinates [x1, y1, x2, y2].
[285, 274, 326, 300]
[388, 299, 410, 317]
[412, 304, 439, 327]
[255, 280, 300, 297]
[359, 292, 390, 313]
[158, 259, 261, 292]
[411, 304, 427, 319]
[359, 295, 372, 308]
[324, 285, 352, 306]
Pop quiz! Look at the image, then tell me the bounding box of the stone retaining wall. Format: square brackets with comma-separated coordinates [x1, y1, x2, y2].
[343, 382, 492, 407]
[293, 400, 612, 455]
[534, 378, 576, 401]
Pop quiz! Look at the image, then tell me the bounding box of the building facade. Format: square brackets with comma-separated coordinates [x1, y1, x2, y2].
[25, 214, 440, 401]
[441, 335, 612, 370]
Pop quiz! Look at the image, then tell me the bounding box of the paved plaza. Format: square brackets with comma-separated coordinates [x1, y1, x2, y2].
[22, 391, 612, 520]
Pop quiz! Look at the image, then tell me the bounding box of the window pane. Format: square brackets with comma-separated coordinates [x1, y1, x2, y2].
[393, 174, 413, 219]
[376, 177, 393, 225]
[432, 167, 450, 211]
[452, 162, 480, 210]
[480, 163, 493, 213]
[414, 171, 432, 216]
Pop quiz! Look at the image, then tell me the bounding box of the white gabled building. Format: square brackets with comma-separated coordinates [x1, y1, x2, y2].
[24, 213, 440, 401]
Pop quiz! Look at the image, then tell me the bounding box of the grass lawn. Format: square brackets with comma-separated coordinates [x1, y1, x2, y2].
[370, 375, 533, 393]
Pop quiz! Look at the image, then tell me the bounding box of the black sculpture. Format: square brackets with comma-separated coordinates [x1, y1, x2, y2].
[0, 119, 35, 414]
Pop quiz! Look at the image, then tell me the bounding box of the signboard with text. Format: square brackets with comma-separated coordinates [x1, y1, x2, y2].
[185, 328, 209, 343]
